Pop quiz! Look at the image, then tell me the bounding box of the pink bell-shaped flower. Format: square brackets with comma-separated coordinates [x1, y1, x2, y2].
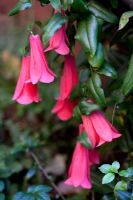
[30, 34, 56, 84]
[45, 26, 69, 55]
[12, 56, 41, 105]
[82, 111, 121, 147]
[65, 124, 100, 189]
[52, 55, 78, 121]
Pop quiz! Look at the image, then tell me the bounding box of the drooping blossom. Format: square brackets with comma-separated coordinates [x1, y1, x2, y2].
[82, 111, 121, 148]
[30, 34, 55, 84]
[52, 55, 78, 120]
[45, 26, 69, 55]
[59, 55, 78, 99]
[52, 98, 77, 121]
[12, 56, 41, 105]
[65, 124, 100, 189]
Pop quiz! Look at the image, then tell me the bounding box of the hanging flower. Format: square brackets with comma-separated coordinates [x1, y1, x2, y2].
[52, 98, 76, 121]
[12, 56, 41, 105]
[52, 55, 78, 120]
[82, 111, 121, 148]
[30, 34, 56, 84]
[59, 55, 78, 100]
[65, 124, 100, 189]
[45, 26, 69, 55]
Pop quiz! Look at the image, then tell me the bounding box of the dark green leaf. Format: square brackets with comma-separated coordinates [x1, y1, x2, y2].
[75, 21, 91, 53]
[78, 101, 100, 115]
[121, 54, 133, 95]
[98, 62, 117, 78]
[8, 0, 32, 16]
[0, 181, 4, 192]
[72, 0, 88, 14]
[43, 13, 67, 44]
[88, 43, 104, 68]
[86, 15, 99, 57]
[36, 192, 51, 200]
[88, 74, 106, 107]
[49, 0, 62, 10]
[102, 173, 115, 184]
[78, 131, 93, 149]
[87, 1, 118, 24]
[76, 15, 98, 56]
[110, 0, 118, 8]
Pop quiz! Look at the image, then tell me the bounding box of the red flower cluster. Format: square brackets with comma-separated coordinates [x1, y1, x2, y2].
[13, 10, 121, 191]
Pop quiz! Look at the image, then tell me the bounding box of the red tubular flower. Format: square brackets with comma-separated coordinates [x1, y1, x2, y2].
[12, 56, 41, 105]
[51, 98, 77, 121]
[52, 55, 78, 120]
[59, 55, 78, 99]
[30, 34, 56, 84]
[45, 26, 69, 55]
[65, 124, 100, 189]
[82, 111, 121, 148]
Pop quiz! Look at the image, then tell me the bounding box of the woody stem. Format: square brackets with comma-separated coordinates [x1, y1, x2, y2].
[30, 151, 66, 200]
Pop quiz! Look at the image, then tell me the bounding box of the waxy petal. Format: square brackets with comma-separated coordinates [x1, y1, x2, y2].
[45, 26, 69, 55]
[13, 56, 30, 100]
[90, 112, 113, 142]
[15, 83, 41, 105]
[52, 99, 75, 121]
[60, 55, 78, 99]
[30, 34, 55, 84]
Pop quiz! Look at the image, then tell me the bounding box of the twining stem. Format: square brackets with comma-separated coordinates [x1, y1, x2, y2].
[30, 151, 66, 200]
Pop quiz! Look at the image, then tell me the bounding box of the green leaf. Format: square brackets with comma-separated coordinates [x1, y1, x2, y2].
[102, 173, 115, 184]
[36, 192, 51, 200]
[87, 1, 118, 24]
[28, 185, 52, 193]
[88, 74, 106, 107]
[0, 193, 5, 200]
[119, 167, 133, 177]
[8, 0, 32, 16]
[71, 0, 88, 14]
[99, 164, 112, 174]
[0, 181, 4, 192]
[119, 170, 128, 177]
[73, 106, 82, 121]
[49, 0, 62, 10]
[116, 190, 131, 200]
[25, 169, 36, 180]
[75, 21, 91, 53]
[14, 192, 34, 200]
[119, 11, 133, 30]
[99, 62, 117, 78]
[78, 101, 100, 115]
[63, 0, 74, 10]
[121, 54, 133, 95]
[114, 181, 127, 191]
[88, 43, 104, 68]
[76, 15, 98, 56]
[110, 0, 118, 8]
[43, 13, 67, 44]
[112, 161, 120, 171]
[78, 131, 93, 149]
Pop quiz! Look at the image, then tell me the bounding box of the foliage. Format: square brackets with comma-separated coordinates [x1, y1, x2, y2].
[0, 0, 133, 199]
